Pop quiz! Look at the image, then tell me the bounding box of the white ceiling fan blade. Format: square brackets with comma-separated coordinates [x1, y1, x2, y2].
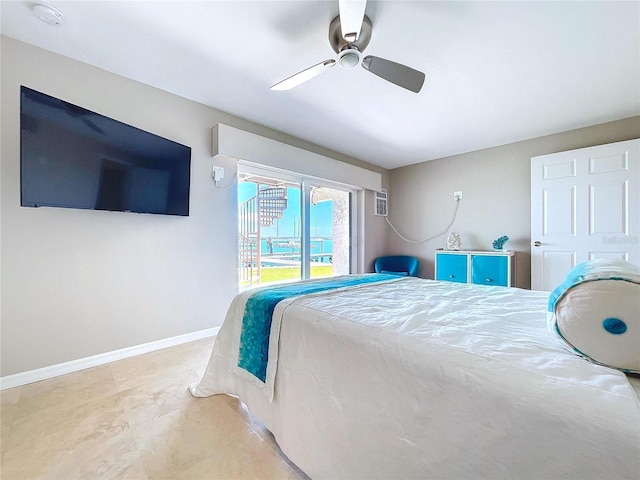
[362, 56, 425, 93]
[270, 60, 336, 91]
[338, 0, 367, 42]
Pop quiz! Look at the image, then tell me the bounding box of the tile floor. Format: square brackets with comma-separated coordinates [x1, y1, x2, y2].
[0, 338, 309, 479]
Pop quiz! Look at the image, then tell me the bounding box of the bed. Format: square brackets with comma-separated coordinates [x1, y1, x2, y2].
[190, 274, 640, 479]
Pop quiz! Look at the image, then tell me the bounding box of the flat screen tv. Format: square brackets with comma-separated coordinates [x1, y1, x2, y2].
[20, 86, 191, 216]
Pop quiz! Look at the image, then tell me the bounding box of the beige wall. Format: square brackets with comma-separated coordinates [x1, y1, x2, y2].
[388, 117, 640, 289]
[0, 36, 387, 377]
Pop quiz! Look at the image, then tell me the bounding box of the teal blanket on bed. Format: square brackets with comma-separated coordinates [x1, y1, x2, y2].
[238, 274, 399, 382]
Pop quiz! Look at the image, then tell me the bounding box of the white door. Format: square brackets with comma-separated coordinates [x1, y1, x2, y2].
[531, 139, 639, 291]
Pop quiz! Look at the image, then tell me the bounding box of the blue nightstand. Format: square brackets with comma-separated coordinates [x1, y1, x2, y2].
[435, 250, 516, 287]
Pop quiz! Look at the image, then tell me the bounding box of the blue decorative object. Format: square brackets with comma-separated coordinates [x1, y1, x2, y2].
[602, 317, 627, 335]
[492, 235, 509, 251]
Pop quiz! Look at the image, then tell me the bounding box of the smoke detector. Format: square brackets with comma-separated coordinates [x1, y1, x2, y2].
[32, 2, 64, 26]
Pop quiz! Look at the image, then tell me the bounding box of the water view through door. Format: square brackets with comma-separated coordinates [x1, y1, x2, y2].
[237, 169, 351, 289]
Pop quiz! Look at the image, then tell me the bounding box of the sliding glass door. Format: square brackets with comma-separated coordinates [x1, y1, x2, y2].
[238, 172, 302, 288]
[237, 166, 353, 289]
[309, 185, 351, 279]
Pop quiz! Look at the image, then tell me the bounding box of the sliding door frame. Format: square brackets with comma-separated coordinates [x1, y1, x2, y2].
[237, 161, 360, 286]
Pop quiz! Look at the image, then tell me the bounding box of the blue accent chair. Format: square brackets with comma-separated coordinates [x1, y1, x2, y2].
[374, 255, 420, 277]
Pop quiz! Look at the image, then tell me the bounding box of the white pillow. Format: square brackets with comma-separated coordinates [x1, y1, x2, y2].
[548, 259, 640, 374]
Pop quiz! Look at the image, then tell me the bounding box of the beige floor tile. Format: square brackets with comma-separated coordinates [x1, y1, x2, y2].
[2, 388, 144, 479]
[173, 337, 215, 357]
[0, 339, 307, 480]
[0, 387, 22, 405]
[221, 396, 310, 479]
[15, 365, 118, 417]
[222, 395, 279, 448]
[6, 391, 126, 453]
[118, 383, 197, 429]
[177, 441, 303, 480]
[137, 400, 302, 480]
[1, 427, 145, 480]
[1, 387, 22, 458]
[109, 344, 209, 395]
[109, 352, 182, 393]
[130, 397, 251, 477]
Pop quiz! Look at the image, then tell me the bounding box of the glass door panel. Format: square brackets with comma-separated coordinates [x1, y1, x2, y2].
[309, 186, 351, 278]
[238, 173, 302, 289]
[237, 166, 354, 290]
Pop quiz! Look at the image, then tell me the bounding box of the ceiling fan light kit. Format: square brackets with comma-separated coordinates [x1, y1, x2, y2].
[338, 48, 361, 68]
[270, 0, 425, 93]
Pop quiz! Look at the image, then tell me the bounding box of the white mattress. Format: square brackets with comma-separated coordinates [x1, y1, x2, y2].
[191, 276, 640, 479]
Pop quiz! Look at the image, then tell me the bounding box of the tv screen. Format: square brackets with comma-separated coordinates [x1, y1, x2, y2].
[20, 86, 191, 216]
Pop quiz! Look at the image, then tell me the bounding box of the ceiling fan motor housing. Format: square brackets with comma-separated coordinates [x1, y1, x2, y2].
[329, 15, 372, 55]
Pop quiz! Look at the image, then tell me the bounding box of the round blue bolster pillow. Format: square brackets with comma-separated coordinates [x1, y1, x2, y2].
[548, 259, 640, 374]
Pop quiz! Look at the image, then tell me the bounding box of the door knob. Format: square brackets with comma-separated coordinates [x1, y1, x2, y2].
[533, 241, 542, 247]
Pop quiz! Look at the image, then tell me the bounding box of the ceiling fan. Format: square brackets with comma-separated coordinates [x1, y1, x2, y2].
[270, 0, 425, 93]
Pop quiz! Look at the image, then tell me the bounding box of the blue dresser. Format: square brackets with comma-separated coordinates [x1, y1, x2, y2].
[435, 250, 515, 287]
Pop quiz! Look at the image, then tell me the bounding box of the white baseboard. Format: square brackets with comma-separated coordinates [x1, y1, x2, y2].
[0, 327, 220, 391]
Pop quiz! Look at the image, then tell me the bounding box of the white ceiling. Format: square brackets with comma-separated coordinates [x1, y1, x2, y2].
[2, 1, 639, 169]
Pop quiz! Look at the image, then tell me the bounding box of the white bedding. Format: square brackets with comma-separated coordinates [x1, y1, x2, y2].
[191, 276, 640, 479]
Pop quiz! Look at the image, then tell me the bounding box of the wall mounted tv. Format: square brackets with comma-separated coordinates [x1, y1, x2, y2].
[20, 86, 191, 216]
